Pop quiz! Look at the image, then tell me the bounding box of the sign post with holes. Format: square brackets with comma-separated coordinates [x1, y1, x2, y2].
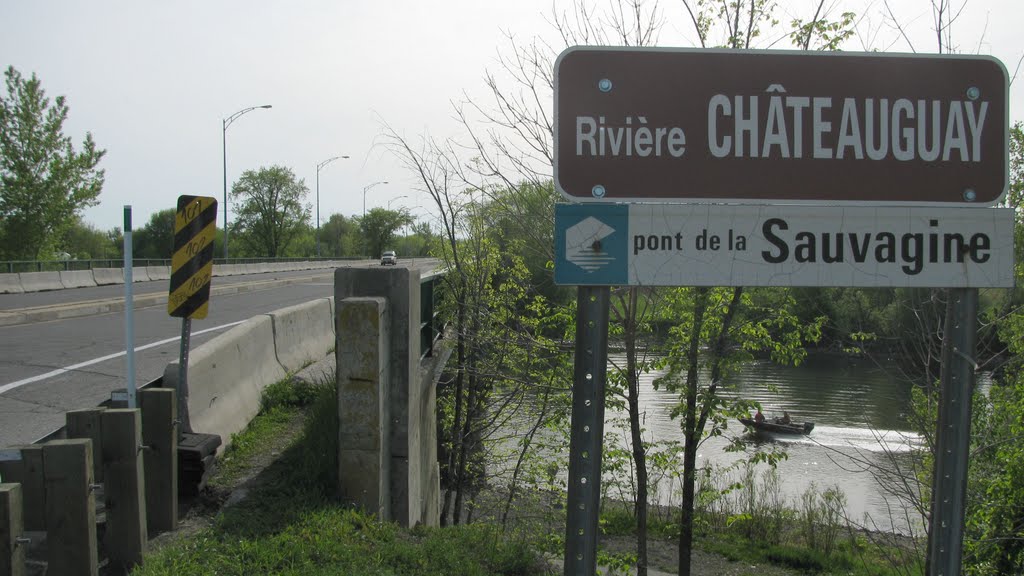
[168, 195, 218, 435]
[564, 286, 610, 576]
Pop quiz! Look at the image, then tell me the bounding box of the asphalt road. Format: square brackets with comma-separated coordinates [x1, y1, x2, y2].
[0, 258, 438, 448]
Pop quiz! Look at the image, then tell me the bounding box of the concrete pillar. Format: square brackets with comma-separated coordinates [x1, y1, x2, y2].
[1, 483, 25, 576]
[337, 297, 390, 520]
[140, 388, 177, 533]
[43, 439, 97, 576]
[100, 409, 147, 572]
[335, 267, 423, 527]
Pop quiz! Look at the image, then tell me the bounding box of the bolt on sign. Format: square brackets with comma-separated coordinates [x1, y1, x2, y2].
[168, 195, 217, 319]
[554, 47, 1009, 205]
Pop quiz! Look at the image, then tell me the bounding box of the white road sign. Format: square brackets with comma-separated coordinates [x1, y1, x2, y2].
[555, 204, 1015, 288]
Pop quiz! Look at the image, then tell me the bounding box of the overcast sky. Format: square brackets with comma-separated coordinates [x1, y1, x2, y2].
[2, 0, 1021, 233]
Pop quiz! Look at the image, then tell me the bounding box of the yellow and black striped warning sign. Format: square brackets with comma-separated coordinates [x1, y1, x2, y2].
[168, 195, 218, 319]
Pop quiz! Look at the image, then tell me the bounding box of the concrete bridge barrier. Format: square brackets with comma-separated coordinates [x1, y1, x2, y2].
[268, 298, 335, 373]
[163, 316, 287, 449]
[59, 270, 98, 289]
[19, 272, 64, 292]
[93, 268, 124, 286]
[129, 267, 151, 282]
[0, 273, 24, 294]
[213, 264, 239, 276]
[145, 266, 170, 281]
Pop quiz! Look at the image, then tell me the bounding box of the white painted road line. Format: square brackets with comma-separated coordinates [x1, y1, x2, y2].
[0, 319, 247, 395]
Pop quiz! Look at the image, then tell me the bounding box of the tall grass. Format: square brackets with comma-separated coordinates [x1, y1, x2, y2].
[601, 459, 919, 576]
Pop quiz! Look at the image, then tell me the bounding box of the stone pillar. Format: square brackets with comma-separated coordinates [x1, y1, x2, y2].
[337, 297, 390, 519]
[335, 267, 423, 527]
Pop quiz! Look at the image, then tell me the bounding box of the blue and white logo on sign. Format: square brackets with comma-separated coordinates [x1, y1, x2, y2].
[566, 217, 616, 271]
[555, 203, 628, 285]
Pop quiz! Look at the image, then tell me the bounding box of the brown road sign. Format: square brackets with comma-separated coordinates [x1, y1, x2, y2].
[168, 195, 217, 319]
[554, 47, 1009, 205]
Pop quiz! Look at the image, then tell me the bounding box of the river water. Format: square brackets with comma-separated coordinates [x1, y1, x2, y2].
[600, 353, 930, 535]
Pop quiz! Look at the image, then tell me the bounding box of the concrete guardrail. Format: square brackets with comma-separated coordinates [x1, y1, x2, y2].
[145, 266, 170, 281]
[18, 271, 64, 292]
[162, 297, 337, 451]
[59, 270, 98, 289]
[0, 273, 24, 294]
[92, 268, 124, 286]
[0, 260, 357, 294]
[268, 298, 335, 372]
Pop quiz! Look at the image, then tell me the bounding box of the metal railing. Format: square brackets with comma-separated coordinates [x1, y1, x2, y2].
[420, 270, 446, 359]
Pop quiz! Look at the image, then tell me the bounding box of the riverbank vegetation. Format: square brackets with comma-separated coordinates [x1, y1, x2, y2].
[139, 378, 924, 576]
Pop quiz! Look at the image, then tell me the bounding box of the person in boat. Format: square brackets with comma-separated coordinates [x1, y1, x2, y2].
[754, 409, 765, 423]
[780, 411, 791, 425]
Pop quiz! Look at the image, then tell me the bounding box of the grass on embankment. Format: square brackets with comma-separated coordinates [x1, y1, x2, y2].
[598, 499, 923, 576]
[134, 378, 543, 576]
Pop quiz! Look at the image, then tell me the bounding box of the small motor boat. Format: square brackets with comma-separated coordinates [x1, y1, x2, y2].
[738, 417, 814, 435]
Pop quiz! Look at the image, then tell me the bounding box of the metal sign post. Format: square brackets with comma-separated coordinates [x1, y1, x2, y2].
[177, 318, 192, 433]
[928, 288, 978, 575]
[564, 286, 610, 576]
[168, 195, 218, 436]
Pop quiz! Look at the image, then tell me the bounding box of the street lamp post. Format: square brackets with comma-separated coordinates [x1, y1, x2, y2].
[362, 180, 389, 218]
[387, 195, 408, 211]
[316, 155, 349, 257]
[222, 104, 272, 260]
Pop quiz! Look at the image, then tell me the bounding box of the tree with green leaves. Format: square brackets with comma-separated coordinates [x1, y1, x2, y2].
[358, 207, 412, 259]
[61, 216, 120, 260]
[658, 286, 823, 574]
[230, 165, 310, 257]
[399, 220, 437, 258]
[0, 65, 105, 260]
[133, 208, 176, 259]
[319, 213, 357, 257]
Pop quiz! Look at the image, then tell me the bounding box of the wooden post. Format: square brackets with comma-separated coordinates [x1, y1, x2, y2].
[66, 408, 106, 483]
[140, 388, 177, 533]
[43, 439, 97, 576]
[0, 448, 44, 532]
[1, 483, 26, 576]
[100, 409, 147, 572]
